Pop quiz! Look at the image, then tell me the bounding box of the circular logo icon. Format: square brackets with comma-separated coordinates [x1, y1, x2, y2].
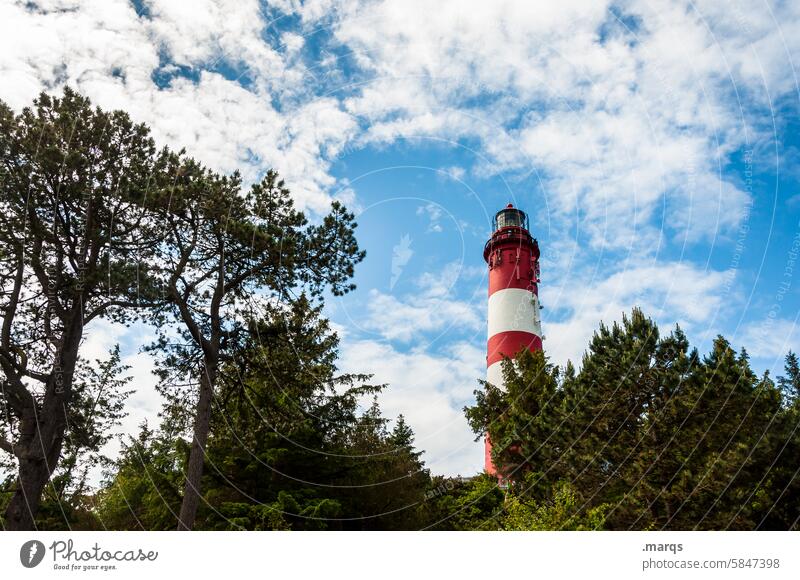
[19, 540, 46, 568]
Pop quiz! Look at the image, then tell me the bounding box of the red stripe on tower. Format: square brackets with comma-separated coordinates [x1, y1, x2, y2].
[483, 203, 542, 478]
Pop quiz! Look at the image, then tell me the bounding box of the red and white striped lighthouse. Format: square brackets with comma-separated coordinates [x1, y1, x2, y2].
[483, 203, 542, 477]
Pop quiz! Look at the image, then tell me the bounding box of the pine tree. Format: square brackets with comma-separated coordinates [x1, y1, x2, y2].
[465, 348, 563, 494]
[777, 351, 800, 404]
[144, 163, 365, 530]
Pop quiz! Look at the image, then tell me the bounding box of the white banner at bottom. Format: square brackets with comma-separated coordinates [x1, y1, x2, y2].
[1, 531, 798, 579]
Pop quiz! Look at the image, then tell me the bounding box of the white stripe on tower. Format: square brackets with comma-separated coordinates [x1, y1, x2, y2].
[487, 288, 541, 338]
[486, 289, 542, 388]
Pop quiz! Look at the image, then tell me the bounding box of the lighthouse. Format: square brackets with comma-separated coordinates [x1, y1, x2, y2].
[483, 203, 542, 477]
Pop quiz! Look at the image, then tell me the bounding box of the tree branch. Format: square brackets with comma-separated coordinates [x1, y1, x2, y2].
[28, 235, 67, 321]
[0, 436, 15, 456]
[1, 253, 25, 350]
[0, 350, 34, 412]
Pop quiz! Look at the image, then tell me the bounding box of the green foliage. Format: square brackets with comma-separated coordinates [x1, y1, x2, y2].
[777, 351, 800, 404]
[502, 481, 608, 531]
[465, 347, 563, 493]
[418, 474, 606, 531]
[466, 308, 800, 530]
[141, 140, 365, 528]
[0, 345, 133, 530]
[421, 474, 505, 530]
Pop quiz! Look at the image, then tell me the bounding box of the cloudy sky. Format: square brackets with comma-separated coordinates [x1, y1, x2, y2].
[2, 0, 799, 477]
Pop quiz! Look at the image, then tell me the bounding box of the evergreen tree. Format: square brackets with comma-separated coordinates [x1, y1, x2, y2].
[756, 353, 800, 530]
[421, 474, 505, 530]
[465, 348, 564, 496]
[502, 481, 607, 531]
[145, 161, 365, 530]
[1, 346, 133, 529]
[777, 351, 800, 404]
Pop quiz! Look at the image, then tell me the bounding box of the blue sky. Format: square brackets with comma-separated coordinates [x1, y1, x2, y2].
[1, 0, 799, 476]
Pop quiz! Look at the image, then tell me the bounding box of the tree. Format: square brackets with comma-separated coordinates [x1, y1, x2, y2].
[97, 297, 431, 530]
[0, 89, 166, 529]
[664, 341, 782, 529]
[145, 163, 365, 529]
[777, 351, 800, 404]
[196, 298, 430, 531]
[465, 348, 564, 493]
[194, 296, 379, 530]
[420, 474, 505, 530]
[756, 353, 800, 530]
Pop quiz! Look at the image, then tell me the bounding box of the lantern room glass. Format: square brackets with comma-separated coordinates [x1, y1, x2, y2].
[493, 208, 529, 231]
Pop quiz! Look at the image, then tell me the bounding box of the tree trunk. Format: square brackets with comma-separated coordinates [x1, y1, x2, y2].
[4, 317, 79, 530]
[4, 436, 64, 530]
[177, 362, 217, 530]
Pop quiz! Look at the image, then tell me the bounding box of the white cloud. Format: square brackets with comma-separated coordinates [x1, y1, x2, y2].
[441, 165, 465, 181]
[737, 317, 799, 361]
[361, 262, 484, 342]
[3, 0, 793, 242]
[416, 203, 444, 232]
[362, 288, 481, 343]
[3, 0, 795, 230]
[0, 0, 356, 211]
[320, 0, 799, 253]
[0, 0, 158, 110]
